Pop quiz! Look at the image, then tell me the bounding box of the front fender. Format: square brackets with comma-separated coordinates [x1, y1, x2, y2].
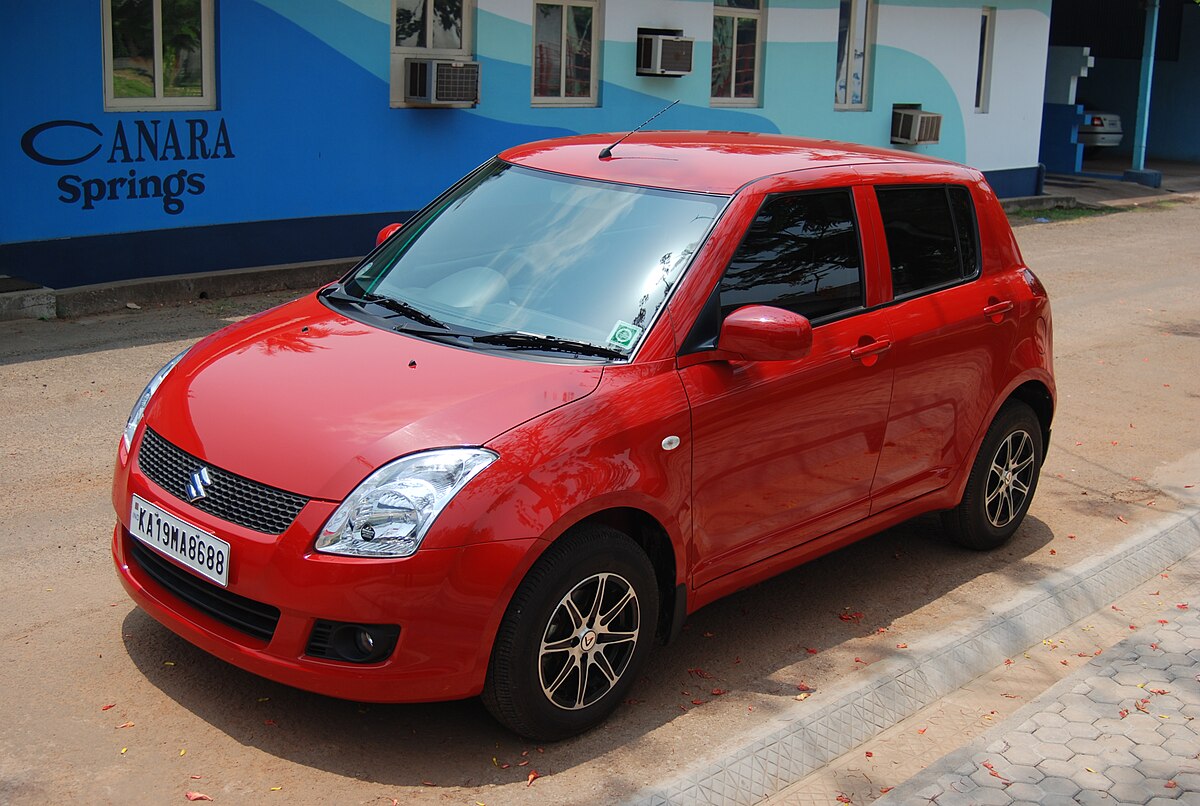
[426, 360, 692, 585]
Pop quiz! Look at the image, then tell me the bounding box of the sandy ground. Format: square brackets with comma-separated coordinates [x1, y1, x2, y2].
[1, 200, 1198, 805]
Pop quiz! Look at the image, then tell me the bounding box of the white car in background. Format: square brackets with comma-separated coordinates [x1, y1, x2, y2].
[1079, 110, 1124, 148]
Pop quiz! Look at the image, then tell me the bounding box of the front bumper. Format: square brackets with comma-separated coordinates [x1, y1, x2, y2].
[112, 447, 540, 703]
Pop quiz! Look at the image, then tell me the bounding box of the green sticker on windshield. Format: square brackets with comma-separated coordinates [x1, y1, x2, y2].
[607, 321, 642, 352]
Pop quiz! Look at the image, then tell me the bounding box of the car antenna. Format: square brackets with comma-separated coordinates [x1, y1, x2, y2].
[599, 99, 680, 160]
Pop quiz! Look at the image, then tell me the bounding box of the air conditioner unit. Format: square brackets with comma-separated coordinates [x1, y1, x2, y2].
[404, 59, 480, 106]
[891, 108, 942, 145]
[636, 34, 693, 77]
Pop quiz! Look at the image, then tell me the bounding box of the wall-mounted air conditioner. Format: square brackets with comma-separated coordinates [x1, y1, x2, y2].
[636, 32, 693, 77]
[402, 59, 480, 107]
[891, 107, 942, 145]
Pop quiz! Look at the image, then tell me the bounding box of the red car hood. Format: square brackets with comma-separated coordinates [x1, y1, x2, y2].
[143, 293, 602, 500]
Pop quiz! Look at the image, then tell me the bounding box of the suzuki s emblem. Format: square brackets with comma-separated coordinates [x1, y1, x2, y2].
[186, 467, 213, 502]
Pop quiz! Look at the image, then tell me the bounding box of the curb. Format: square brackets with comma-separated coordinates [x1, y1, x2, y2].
[625, 508, 1200, 806]
[0, 257, 358, 321]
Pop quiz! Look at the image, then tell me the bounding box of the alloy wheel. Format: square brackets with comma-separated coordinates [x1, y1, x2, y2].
[538, 572, 640, 710]
[984, 429, 1035, 528]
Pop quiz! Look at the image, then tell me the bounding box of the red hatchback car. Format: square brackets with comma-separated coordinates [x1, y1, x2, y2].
[113, 132, 1054, 740]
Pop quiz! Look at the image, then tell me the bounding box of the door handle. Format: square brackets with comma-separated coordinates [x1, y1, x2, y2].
[983, 300, 1014, 320]
[850, 338, 892, 362]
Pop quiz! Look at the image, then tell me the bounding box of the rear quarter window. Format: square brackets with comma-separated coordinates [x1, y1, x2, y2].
[876, 184, 980, 298]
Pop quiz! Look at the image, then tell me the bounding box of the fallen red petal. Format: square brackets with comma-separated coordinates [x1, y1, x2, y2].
[527, 770, 541, 787]
[1117, 515, 1128, 524]
[185, 794, 213, 802]
[896, 643, 908, 649]
[1177, 603, 1190, 610]
[865, 751, 874, 758]
[711, 688, 728, 696]
[880, 787, 894, 794]
[1119, 709, 1129, 718]
[687, 668, 714, 679]
[101, 704, 116, 711]
[1166, 780, 1178, 789]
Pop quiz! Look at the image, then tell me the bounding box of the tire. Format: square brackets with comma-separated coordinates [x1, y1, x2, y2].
[482, 524, 659, 741]
[942, 400, 1044, 551]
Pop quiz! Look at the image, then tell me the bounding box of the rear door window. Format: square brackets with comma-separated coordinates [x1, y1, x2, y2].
[720, 189, 864, 322]
[876, 185, 979, 298]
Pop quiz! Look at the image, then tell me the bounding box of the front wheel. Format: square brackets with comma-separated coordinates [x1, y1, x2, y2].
[482, 524, 659, 741]
[942, 400, 1044, 551]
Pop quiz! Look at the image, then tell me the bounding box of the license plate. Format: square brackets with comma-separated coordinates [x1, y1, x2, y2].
[130, 495, 230, 587]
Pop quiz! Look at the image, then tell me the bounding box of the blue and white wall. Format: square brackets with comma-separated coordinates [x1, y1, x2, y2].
[1, 0, 1051, 288]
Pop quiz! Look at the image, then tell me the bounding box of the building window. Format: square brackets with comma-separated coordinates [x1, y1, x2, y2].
[533, 1, 599, 105]
[711, 0, 763, 106]
[834, 0, 873, 109]
[975, 7, 996, 112]
[394, 0, 470, 53]
[102, 0, 216, 111]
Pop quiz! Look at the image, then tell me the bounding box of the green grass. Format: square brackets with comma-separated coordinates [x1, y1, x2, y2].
[1010, 206, 1118, 222]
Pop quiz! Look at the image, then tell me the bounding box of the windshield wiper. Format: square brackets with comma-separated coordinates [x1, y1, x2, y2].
[470, 331, 627, 360]
[321, 287, 450, 330]
[359, 293, 450, 330]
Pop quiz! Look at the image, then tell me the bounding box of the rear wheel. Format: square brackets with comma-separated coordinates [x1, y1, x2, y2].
[482, 524, 659, 741]
[943, 400, 1044, 551]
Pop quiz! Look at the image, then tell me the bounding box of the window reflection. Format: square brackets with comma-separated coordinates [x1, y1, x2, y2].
[720, 191, 864, 321]
[355, 163, 726, 354]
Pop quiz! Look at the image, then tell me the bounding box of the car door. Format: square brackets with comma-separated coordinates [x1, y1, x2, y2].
[680, 187, 895, 589]
[868, 183, 1021, 512]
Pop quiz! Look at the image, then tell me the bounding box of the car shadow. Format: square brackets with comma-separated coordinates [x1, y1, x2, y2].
[119, 510, 1054, 793]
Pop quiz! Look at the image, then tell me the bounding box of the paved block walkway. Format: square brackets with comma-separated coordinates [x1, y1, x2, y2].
[876, 610, 1200, 806]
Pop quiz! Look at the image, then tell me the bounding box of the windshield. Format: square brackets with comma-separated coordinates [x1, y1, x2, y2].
[345, 161, 727, 358]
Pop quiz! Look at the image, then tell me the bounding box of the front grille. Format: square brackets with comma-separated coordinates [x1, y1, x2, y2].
[130, 539, 280, 642]
[137, 429, 309, 535]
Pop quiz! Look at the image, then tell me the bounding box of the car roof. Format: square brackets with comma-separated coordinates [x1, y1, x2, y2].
[498, 131, 960, 195]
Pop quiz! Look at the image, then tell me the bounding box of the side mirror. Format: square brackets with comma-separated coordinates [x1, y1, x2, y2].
[376, 223, 403, 246]
[719, 305, 813, 362]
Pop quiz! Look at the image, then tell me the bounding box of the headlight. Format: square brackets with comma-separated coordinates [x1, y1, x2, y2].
[123, 350, 188, 453]
[316, 448, 498, 558]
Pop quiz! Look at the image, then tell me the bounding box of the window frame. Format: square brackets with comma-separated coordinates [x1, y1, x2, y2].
[874, 183, 981, 302]
[710, 1, 765, 108]
[975, 6, 996, 113]
[391, 0, 475, 59]
[101, 0, 217, 111]
[530, 0, 602, 107]
[833, 0, 875, 111]
[718, 187, 867, 325]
